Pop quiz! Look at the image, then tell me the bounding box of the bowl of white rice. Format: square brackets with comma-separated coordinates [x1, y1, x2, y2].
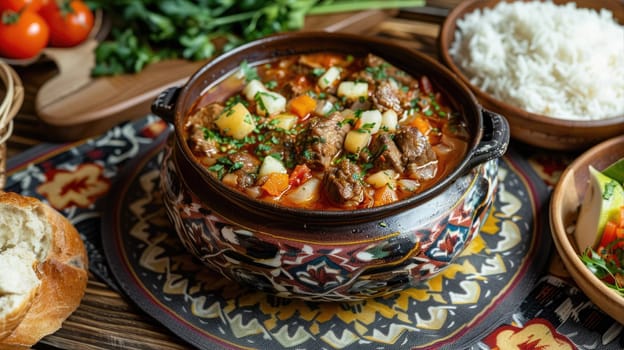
[439, 0, 624, 151]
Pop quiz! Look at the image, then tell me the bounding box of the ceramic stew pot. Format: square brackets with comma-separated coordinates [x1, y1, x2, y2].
[152, 32, 509, 301]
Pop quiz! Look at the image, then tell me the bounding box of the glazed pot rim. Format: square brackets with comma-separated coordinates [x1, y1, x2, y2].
[164, 31, 508, 222]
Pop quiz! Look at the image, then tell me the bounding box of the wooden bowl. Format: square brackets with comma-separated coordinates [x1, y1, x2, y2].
[439, 0, 624, 151]
[550, 134, 624, 324]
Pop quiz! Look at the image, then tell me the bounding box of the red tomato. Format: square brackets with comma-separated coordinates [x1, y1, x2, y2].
[39, 0, 93, 47]
[289, 164, 312, 187]
[598, 209, 624, 250]
[0, 0, 43, 12]
[0, 10, 49, 59]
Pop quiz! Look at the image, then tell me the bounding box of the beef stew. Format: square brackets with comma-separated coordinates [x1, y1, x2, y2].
[183, 53, 469, 210]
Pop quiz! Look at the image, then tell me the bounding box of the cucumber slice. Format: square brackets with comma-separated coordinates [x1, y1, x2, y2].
[574, 166, 624, 250]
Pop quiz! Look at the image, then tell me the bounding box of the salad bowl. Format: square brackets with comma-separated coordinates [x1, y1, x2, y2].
[550, 134, 624, 324]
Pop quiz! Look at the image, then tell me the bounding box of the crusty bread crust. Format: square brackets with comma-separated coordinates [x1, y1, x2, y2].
[0, 286, 38, 341]
[0, 191, 88, 348]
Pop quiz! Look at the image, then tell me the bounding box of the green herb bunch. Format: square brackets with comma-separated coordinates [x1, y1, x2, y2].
[85, 0, 424, 76]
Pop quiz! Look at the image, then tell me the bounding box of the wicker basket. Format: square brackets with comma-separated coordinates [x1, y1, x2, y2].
[0, 61, 24, 188]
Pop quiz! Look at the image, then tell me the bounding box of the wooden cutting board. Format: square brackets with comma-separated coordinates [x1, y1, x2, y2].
[17, 10, 394, 142]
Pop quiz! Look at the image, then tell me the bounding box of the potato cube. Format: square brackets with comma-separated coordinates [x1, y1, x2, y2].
[381, 110, 398, 131]
[271, 113, 299, 130]
[257, 91, 287, 116]
[318, 66, 341, 89]
[366, 170, 398, 188]
[243, 80, 267, 101]
[214, 102, 256, 139]
[344, 129, 371, 154]
[337, 81, 368, 100]
[356, 110, 382, 134]
[259, 155, 287, 178]
[315, 100, 335, 116]
[286, 178, 321, 205]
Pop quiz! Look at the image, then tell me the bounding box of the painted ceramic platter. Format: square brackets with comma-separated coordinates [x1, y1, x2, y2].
[102, 136, 552, 350]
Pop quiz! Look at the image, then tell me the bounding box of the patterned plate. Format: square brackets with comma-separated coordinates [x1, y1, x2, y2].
[102, 136, 552, 350]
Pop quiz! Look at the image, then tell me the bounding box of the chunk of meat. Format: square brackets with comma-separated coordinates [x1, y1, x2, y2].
[280, 82, 308, 100]
[349, 98, 372, 112]
[298, 55, 324, 69]
[185, 103, 224, 158]
[297, 112, 350, 171]
[372, 81, 402, 113]
[370, 132, 404, 173]
[364, 53, 416, 87]
[364, 53, 385, 68]
[228, 151, 260, 188]
[322, 160, 365, 208]
[352, 54, 420, 115]
[394, 126, 438, 181]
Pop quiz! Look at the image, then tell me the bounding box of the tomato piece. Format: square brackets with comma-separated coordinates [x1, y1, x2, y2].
[0, 0, 43, 12]
[619, 205, 624, 228]
[288, 164, 312, 187]
[0, 10, 49, 59]
[39, 0, 93, 47]
[603, 274, 616, 285]
[599, 221, 618, 249]
[420, 76, 433, 95]
[616, 227, 624, 249]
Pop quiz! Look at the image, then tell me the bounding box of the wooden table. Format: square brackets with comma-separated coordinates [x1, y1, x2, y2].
[7, 1, 621, 349]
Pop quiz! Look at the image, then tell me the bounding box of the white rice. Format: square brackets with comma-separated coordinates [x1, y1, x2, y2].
[449, 1, 624, 120]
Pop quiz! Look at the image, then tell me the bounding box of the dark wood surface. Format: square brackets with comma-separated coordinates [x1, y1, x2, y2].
[8, 2, 460, 349]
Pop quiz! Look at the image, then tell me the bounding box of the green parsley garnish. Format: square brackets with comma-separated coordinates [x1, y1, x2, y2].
[240, 60, 259, 82]
[312, 67, 326, 76]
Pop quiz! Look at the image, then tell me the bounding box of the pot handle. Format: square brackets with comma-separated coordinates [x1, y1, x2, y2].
[151, 86, 181, 124]
[468, 109, 510, 168]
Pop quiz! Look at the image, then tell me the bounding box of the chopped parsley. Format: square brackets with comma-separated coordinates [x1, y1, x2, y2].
[365, 63, 389, 80]
[312, 67, 326, 76]
[240, 60, 259, 82]
[254, 92, 268, 114]
[230, 161, 244, 171]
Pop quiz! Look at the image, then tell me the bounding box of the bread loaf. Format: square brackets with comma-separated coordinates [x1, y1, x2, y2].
[0, 191, 88, 348]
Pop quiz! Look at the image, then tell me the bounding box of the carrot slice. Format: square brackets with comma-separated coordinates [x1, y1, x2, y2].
[261, 173, 289, 196]
[373, 186, 398, 207]
[411, 115, 431, 136]
[289, 94, 317, 118]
